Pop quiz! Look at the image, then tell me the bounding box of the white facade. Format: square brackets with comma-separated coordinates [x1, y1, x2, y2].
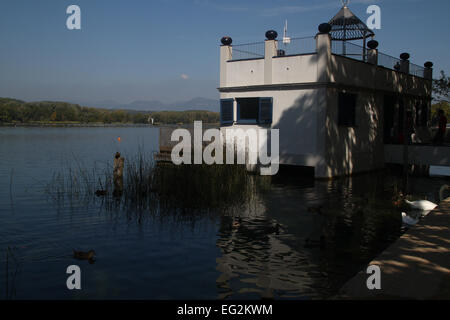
[218, 32, 433, 178]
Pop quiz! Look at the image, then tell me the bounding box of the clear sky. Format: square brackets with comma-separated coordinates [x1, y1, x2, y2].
[0, 0, 449, 105]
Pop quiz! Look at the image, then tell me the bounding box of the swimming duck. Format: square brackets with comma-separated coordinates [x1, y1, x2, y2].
[95, 190, 107, 197]
[401, 212, 419, 226]
[404, 185, 450, 211]
[73, 249, 96, 261]
[232, 217, 242, 228]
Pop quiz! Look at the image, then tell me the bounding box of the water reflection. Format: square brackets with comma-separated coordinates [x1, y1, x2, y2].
[214, 172, 406, 299]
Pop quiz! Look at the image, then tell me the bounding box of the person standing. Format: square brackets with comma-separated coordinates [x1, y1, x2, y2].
[433, 109, 447, 145]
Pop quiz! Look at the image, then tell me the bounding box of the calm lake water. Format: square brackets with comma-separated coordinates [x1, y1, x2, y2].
[0, 127, 449, 300]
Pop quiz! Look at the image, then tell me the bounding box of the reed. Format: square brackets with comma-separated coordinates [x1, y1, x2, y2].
[45, 149, 262, 214]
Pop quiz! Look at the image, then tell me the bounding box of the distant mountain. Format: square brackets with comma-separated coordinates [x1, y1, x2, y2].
[126, 97, 219, 112]
[70, 97, 219, 112]
[128, 100, 166, 110]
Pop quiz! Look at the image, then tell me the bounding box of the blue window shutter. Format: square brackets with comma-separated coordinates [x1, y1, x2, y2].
[259, 98, 273, 124]
[220, 99, 234, 125]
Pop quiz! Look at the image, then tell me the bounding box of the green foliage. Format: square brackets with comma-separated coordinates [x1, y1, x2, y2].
[433, 70, 450, 103]
[0, 98, 219, 124]
[431, 101, 450, 120]
[151, 110, 219, 125]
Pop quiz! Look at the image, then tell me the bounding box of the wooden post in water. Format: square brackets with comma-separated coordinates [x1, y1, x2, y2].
[113, 152, 124, 196]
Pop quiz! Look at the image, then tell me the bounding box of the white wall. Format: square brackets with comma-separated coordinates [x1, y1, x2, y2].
[272, 55, 318, 84]
[330, 55, 432, 97]
[220, 88, 326, 169]
[224, 54, 318, 87]
[318, 88, 385, 178]
[226, 59, 265, 87]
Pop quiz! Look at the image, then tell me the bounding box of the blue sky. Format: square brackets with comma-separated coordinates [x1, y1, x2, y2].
[0, 0, 449, 105]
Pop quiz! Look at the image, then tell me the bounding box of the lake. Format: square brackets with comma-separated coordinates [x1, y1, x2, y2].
[0, 127, 449, 300]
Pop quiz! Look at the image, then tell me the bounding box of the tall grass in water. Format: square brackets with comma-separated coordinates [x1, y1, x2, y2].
[153, 162, 252, 210]
[45, 149, 265, 214]
[45, 154, 114, 211]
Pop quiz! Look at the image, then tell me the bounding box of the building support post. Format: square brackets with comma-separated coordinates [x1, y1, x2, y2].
[316, 31, 331, 83]
[264, 39, 277, 85]
[220, 44, 232, 88]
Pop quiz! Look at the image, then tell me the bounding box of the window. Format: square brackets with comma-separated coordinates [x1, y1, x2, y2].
[220, 99, 234, 125]
[338, 93, 356, 127]
[236, 97, 273, 125]
[237, 98, 259, 123]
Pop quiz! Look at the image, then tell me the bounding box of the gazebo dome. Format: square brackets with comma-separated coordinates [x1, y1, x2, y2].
[328, 2, 375, 41]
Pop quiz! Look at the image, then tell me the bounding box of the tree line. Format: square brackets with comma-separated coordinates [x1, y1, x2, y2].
[0, 98, 219, 124]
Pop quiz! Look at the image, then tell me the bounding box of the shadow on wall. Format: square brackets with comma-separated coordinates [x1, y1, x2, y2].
[272, 90, 320, 169]
[325, 89, 383, 178]
[271, 73, 385, 178]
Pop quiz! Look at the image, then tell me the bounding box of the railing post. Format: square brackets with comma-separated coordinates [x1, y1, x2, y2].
[367, 40, 379, 65]
[400, 53, 410, 74]
[220, 37, 233, 88]
[424, 61, 433, 80]
[316, 23, 332, 83]
[264, 30, 278, 85]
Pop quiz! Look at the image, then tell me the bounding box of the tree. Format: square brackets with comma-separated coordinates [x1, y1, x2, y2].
[433, 70, 450, 103]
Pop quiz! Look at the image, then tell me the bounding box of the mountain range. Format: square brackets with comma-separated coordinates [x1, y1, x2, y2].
[70, 97, 219, 112]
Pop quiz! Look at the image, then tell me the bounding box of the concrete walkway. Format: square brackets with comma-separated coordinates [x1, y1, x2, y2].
[339, 198, 450, 299]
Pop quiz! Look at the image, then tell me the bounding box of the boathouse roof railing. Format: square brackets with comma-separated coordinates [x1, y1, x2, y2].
[230, 41, 265, 61]
[229, 36, 317, 61]
[410, 62, 426, 78]
[331, 41, 365, 61]
[226, 36, 426, 78]
[332, 40, 426, 78]
[276, 36, 317, 56]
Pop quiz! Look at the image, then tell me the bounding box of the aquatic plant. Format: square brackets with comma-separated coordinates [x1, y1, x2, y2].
[44, 149, 264, 215]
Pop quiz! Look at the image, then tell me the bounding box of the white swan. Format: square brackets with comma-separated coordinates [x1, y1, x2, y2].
[404, 185, 450, 211]
[401, 212, 419, 226]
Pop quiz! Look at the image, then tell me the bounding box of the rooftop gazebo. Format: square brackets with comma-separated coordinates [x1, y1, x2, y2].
[329, 1, 375, 61]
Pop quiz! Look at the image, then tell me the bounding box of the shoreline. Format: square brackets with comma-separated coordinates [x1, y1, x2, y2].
[0, 122, 219, 128]
[338, 197, 450, 300]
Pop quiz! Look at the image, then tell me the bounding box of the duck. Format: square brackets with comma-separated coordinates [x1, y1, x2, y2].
[404, 185, 450, 211]
[232, 217, 242, 229]
[401, 212, 419, 226]
[73, 249, 96, 261]
[95, 190, 107, 197]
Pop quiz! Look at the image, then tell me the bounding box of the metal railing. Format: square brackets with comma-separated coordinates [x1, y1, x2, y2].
[410, 63, 425, 78]
[276, 36, 316, 56]
[230, 41, 265, 61]
[229, 38, 426, 78]
[331, 41, 366, 62]
[377, 51, 402, 71]
[332, 41, 426, 78]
